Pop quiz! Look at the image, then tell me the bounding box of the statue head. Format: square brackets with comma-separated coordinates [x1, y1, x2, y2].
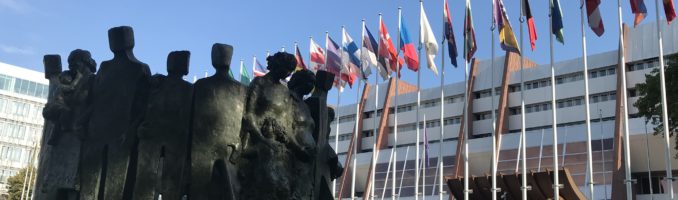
[266, 52, 296, 80]
[68, 49, 97, 73]
[288, 69, 315, 96]
[211, 43, 233, 71]
[167, 51, 190, 76]
[43, 55, 62, 79]
[314, 70, 335, 92]
[108, 26, 135, 53]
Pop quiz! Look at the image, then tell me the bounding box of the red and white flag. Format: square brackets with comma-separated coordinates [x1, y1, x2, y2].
[585, 0, 605, 36]
[309, 38, 325, 72]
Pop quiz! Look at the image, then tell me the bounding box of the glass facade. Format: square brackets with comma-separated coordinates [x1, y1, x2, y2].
[0, 74, 49, 99]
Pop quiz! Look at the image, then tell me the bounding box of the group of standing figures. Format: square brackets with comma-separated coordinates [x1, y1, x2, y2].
[33, 26, 344, 200]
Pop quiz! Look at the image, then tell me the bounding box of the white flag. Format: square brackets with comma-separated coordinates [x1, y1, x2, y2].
[420, 4, 439, 75]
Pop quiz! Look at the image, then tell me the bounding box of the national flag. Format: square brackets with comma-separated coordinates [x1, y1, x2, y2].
[551, 0, 565, 43]
[379, 18, 398, 77]
[399, 14, 419, 72]
[309, 38, 325, 71]
[294, 44, 307, 71]
[630, 0, 648, 27]
[523, 0, 538, 50]
[362, 24, 379, 79]
[464, 0, 478, 61]
[420, 3, 439, 75]
[444, 0, 459, 67]
[495, 0, 521, 54]
[253, 56, 267, 77]
[240, 59, 251, 85]
[325, 35, 343, 76]
[664, 0, 677, 23]
[342, 28, 362, 87]
[584, 0, 605, 36]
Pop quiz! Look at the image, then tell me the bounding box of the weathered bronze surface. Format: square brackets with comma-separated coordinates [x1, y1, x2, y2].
[35, 26, 340, 200]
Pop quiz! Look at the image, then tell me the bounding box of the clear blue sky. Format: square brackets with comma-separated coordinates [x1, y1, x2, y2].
[0, 0, 669, 105]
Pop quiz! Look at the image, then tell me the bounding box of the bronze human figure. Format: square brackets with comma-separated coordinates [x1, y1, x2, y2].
[190, 43, 246, 200]
[239, 52, 315, 200]
[133, 51, 193, 200]
[80, 26, 151, 200]
[34, 54, 66, 200]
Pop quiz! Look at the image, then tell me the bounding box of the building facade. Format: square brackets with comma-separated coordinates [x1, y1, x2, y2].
[0, 62, 48, 194]
[331, 21, 678, 200]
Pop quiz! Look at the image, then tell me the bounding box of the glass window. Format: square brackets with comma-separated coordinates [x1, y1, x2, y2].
[609, 92, 617, 100]
[599, 69, 606, 76]
[601, 94, 608, 102]
[592, 95, 600, 103]
[608, 68, 616, 75]
[558, 101, 565, 108]
[590, 71, 598, 78]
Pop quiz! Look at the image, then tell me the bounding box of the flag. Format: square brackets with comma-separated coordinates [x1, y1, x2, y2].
[362, 25, 379, 79]
[420, 3, 439, 75]
[551, 0, 565, 43]
[630, 0, 648, 27]
[228, 68, 234, 79]
[253, 56, 267, 77]
[309, 38, 325, 71]
[664, 0, 677, 23]
[325, 35, 343, 76]
[495, 0, 521, 54]
[399, 14, 419, 72]
[585, 0, 605, 36]
[294, 44, 307, 71]
[379, 18, 397, 77]
[444, 0, 459, 67]
[524, 0, 538, 50]
[342, 28, 362, 87]
[240, 60, 251, 85]
[464, 0, 478, 61]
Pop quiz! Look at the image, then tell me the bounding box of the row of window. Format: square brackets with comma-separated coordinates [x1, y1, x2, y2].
[0, 96, 44, 119]
[555, 72, 584, 85]
[628, 60, 660, 72]
[0, 120, 41, 141]
[0, 169, 17, 184]
[0, 74, 49, 99]
[0, 145, 29, 163]
[508, 66, 617, 93]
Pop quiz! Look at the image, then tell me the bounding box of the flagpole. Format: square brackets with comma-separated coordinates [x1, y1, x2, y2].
[548, 0, 561, 198]
[344, 25, 358, 200]
[463, 1, 471, 200]
[398, 146, 411, 196]
[654, 0, 675, 198]
[392, 7, 402, 200]
[373, 14, 383, 200]
[579, 1, 596, 199]
[239, 59, 244, 82]
[437, 0, 447, 199]
[518, 0, 528, 199]
[615, 0, 633, 198]
[327, 30, 342, 198]
[415, 2, 423, 200]
[490, 0, 498, 199]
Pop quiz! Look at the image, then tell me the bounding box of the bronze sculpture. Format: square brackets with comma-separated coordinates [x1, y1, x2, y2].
[80, 26, 151, 200]
[190, 43, 246, 200]
[133, 51, 193, 200]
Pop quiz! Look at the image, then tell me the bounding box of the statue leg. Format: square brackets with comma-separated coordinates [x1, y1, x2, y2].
[160, 144, 187, 200]
[103, 142, 132, 200]
[211, 159, 237, 200]
[190, 151, 213, 200]
[79, 143, 104, 200]
[133, 141, 160, 200]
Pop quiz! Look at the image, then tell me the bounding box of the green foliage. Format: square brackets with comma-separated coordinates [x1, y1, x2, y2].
[634, 54, 678, 155]
[5, 167, 35, 200]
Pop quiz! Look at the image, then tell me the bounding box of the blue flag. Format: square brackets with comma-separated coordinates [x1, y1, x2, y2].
[551, 0, 564, 43]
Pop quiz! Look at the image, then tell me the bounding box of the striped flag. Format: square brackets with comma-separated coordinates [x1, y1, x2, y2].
[464, 0, 478, 61]
[379, 17, 397, 77]
[362, 25, 379, 79]
[444, 0, 459, 67]
[325, 35, 343, 76]
[399, 13, 419, 72]
[585, 0, 605, 36]
[523, 0, 538, 50]
[294, 44, 307, 71]
[252, 56, 267, 77]
[495, 0, 521, 54]
[663, 0, 676, 23]
[551, 0, 565, 44]
[309, 38, 325, 72]
[630, 0, 647, 27]
[420, 2, 439, 75]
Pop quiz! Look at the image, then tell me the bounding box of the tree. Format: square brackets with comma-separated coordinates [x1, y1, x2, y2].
[635, 54, 678, 156]
[5, 167, 35, 200]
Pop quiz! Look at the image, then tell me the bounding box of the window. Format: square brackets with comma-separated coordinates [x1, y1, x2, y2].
[628, 88, 638, 97]
[592, 95, 600, 103]
[0, 74, 12, 91]
[590, 71, 598, 78]
[599, 69, 606, 76]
